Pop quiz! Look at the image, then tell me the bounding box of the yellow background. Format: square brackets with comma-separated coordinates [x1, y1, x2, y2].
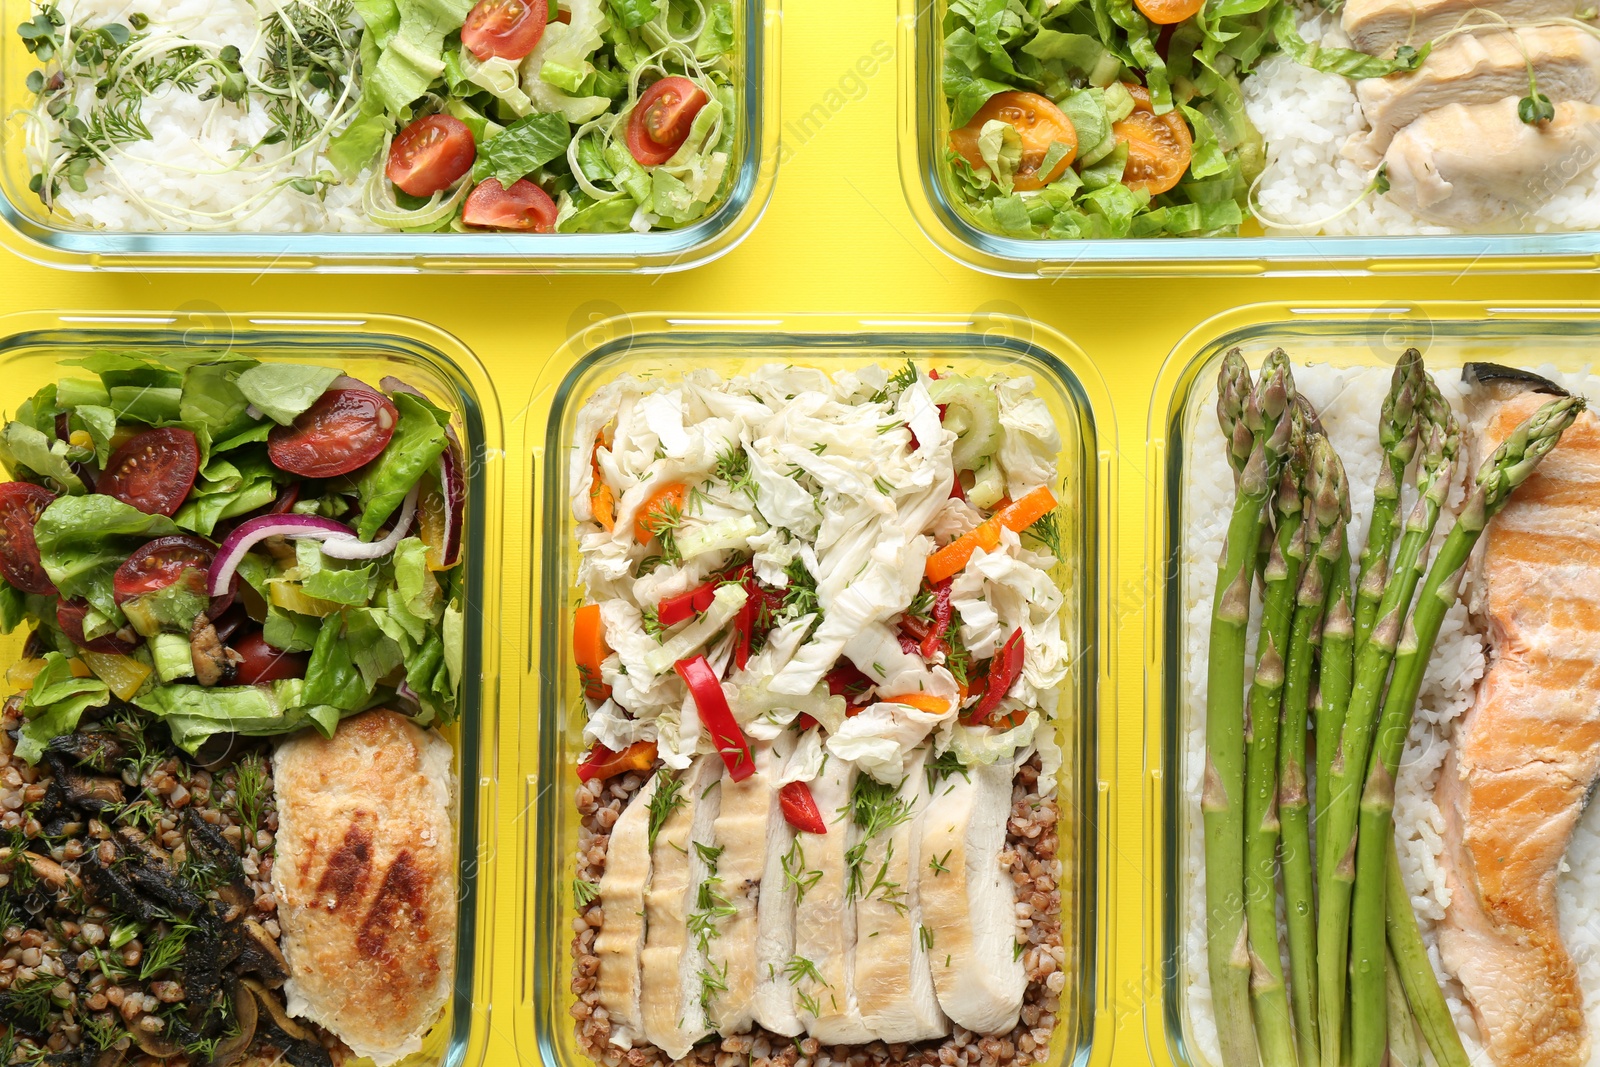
[5, 0, 1600, 1063]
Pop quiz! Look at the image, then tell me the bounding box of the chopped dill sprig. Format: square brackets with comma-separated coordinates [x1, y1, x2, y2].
[919, 924, 935, 951]
[845, 776, 912, 903]
[1025, 507, 1063, 559]
[784, 955, 827, 987]
[873, 475, 893, 496]
[944, 616, 971, 688]
[697, 960, 728, 1023]
[781, 838, 823, 905]
[1013, 939, 1026, 962]
[927, 750, 971, 792]
[871, 359, 922, 404]
[646, 770, 686, 850]
[230, 756, 270, 842]
[2, 974, 56, 1029]
[573, 878, 600, 909]
[643, 499, 686, 565]
[641, 605, 665, 642]
[782, 558, 820, 621]
[140, 923, 196, 980]
[795, 988, 823, 1018]
[81, 1016, 123, 1051]
[694, 842, 724, 866]
[927, 849, 953, 876]
[714, 444, 758, 501]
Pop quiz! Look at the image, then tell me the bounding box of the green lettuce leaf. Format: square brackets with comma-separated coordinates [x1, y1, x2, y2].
[353, 392, 448, 540]
[34, 496, 182, 618]
[473, 112, 572, 188]
[234, 363, 342, 425]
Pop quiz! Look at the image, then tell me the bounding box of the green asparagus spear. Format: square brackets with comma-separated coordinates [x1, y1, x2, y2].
[1353, 350, 1426, 649]
[1347, 395, 1583, 1067]
[1317, 385, 1456, 1067]
[1385, 948, 1425, 1067]
[1314, 541, 1354, 872]
[1385, 838, 1471, 1067]
[1279, 434, 1349, 1067]
[1244, 457, 1307, 1067]
[1206, 350, 1297, 1067]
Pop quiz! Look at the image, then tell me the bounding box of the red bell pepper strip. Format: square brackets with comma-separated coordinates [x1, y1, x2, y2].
[778, 781, 828, 834]
[675, 654, 755, 781]
[577, 740, 657, 782]
[734, 586, 757, 671]
[920, 581, 954, 660]
[658, 580, 719, 628]
[973, 627, 1025, 720]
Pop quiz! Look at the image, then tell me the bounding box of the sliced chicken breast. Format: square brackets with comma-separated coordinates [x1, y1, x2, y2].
[920, 757, 1026, 1035]
[639, 757, 722, 1059]
[703, 742, 783, 1035]
[1341, 0, 1585, 57]
[753, 735, 804, 1037]
[791, 756, 876, 1044]
[855, 748, 949, 1043]
[1347, 26, 1600, 166]
[1435, 381, 1600, 1067]
[1383, 98, 1600, 227]
[595, 772, 660, 1048]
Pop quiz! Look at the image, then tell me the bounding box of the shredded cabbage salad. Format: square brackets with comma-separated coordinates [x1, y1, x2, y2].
[571, 362, 1074, 791]
[942, 0, 1422, 239]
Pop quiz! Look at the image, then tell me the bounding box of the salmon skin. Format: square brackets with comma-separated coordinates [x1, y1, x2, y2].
[1436, 372, 1600, 1067]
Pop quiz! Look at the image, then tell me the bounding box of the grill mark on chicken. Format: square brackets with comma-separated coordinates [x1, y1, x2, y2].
[355, 850, 430, 963]
[316, 815, 376, 911]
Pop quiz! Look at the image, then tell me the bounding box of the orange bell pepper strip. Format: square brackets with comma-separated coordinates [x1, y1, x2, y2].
[925, 485, 1058, 584]
[634, 481, 688, 544]
[577, 740, 658, 782]
[574, 602, 612, 702]
[877, 693, 950, 715]
[589, 433, 615, 532]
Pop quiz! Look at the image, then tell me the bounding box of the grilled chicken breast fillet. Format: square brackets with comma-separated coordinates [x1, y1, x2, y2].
[595, 772, 661, 1047]
[920, 757, 1026, 1035]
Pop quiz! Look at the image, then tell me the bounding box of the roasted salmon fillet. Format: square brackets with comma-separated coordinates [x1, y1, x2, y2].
[1436, 381, 1600, 1067]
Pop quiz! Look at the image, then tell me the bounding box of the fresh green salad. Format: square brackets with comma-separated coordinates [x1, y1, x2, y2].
[941, 0, 1420, 239]
[20, 0, 737, 234]
[0, 352, 466, 762]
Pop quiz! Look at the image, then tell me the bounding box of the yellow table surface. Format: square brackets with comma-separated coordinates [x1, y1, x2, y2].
[4, 1, 1598, 1064]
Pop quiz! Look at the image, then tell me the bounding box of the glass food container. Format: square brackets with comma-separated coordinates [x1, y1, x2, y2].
[517, 313, 1116, 1067]
[0, 2, 778, 274]
[0, 310, 506, 1067]
[897, 0, 1600, 279]
[1143, 300, 1600, 1067]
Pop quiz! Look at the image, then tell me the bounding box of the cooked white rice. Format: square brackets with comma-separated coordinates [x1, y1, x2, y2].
[29, 0, 377, 232]
[1242, 10, 1600, 236]
[1179, 362, 1600, 1067]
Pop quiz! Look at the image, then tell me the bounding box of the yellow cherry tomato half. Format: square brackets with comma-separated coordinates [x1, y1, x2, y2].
[950, 90, 1078, 192]
[1113, 83, 1193, 196]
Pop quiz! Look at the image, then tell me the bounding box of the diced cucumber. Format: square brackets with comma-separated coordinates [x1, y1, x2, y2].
[968, 459, 1005, 509]
[927, 376, 1002, 472]
[151, 633, 194, 684]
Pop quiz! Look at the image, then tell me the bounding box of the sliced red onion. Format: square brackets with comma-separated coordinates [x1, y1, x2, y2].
[208, 513, 356, 596]
[332, 374, 378, 394]
[321, 484, 419, 560]
[382, 375, 465, 568]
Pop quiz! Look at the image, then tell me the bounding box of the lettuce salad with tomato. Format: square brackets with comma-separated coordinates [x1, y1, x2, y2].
[0, 352, 466, 763]
[568, 362, 1073, 797]
[942, 0, 1421, 238]
[20, 0, 736, 234]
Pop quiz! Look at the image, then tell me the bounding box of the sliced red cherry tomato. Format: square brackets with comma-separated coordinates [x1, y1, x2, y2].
[462, 0, 548, 60]
[463, 178, 559, 232]
[57, 599, 138, 655]
[113, 535, 212, 602]
[626, 76, 710, 166]
[98, 428, 200, 518]
[675, 653, 753, 781]
[386, 115, 476, 197]
[972, 627, 1026, 722]
[0, 482, 57, 595]
[950, 91, 1077, 191]
[113, 535, 234, 619]
[267, 388, 398, 479]
[778, 781, 828, 835]
[231, 630, 309, 685]
[577, 740, 658, 783]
